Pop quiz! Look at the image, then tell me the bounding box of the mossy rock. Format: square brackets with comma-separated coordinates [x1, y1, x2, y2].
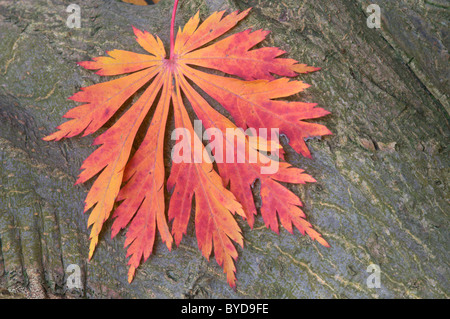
[0, 0, 448, 298]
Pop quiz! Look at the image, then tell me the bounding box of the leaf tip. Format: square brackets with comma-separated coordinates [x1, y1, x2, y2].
[317, 237, 330, 248]
[292, 63, 321, 74]
[128, 266, 136, 283]
[88, 237, 98, 260]
[321, 127, 333, 137]
[77, 61, 91, 69]
[111, 225, 119, 239]
[304, 175, 317, 183]
[131, 25, 140, 34]
[42, 134, 54, 142]
[242, 7, 252, 15]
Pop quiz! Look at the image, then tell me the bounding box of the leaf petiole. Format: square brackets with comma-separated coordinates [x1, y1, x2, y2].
[170, 0, 179, 60]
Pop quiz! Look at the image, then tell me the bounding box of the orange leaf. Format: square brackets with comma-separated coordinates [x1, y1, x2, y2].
[44, 7, 331, 287]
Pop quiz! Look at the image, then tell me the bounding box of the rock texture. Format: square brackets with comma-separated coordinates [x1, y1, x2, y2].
[0, 0, 448, 298]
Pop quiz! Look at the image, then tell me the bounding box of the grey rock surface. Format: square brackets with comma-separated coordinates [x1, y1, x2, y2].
[0, 0, 448, 298]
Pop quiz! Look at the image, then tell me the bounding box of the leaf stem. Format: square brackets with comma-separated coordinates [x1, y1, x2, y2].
[170, 0, 179, 60]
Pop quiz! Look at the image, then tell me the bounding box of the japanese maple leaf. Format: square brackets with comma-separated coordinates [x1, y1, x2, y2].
[44, 1, 331, 287]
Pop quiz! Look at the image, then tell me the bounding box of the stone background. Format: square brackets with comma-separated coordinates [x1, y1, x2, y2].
[0, 0, 448, 298]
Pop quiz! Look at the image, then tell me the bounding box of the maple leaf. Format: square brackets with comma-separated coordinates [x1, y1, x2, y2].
[44, 1, 331, 287]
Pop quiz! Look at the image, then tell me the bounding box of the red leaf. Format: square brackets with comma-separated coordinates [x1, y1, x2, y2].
[44, 7, 331, 287]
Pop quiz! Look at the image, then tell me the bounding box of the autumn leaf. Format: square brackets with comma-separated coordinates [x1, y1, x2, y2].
[44, 1, 331, 287]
